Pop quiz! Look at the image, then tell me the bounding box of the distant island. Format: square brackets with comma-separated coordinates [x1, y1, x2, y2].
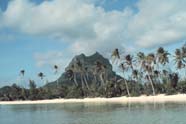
[1, 46, 186, 101]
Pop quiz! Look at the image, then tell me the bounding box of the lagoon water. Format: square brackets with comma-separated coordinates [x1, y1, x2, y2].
[1, 102, 186, 124]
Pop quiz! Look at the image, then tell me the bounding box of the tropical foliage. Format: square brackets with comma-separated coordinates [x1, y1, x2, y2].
[1, 44, 186, 101]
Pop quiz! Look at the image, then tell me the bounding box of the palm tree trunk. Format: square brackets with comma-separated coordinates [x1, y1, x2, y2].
[73, 73, 78, 86]
[86, 72, 89, 81]
[124, 79, 130, 97]
[83, 75, 89, 89]
[123, 72, 130, 97]
[80, 73, 85, 89]
[112, 56, 116, 64]
[99, 73, 105, 87]
[148, 73, 155, 96]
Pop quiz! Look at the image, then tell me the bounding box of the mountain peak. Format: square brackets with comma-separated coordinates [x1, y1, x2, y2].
[55, 52, 116, 86]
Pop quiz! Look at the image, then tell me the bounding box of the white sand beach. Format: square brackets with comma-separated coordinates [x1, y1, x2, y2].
[1, 94, 186, 105]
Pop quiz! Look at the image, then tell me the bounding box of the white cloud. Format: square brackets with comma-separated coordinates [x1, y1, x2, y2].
[128, 0, 186, 48]
[33, 50, 74, 83]
[34, 51, 71, 69]
[1, 0, 186, 54]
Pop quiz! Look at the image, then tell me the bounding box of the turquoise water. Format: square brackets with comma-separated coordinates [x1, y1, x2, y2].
[1, 102, 186, 124]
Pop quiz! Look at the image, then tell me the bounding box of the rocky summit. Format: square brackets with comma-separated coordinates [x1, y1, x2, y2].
[46, 52, 117, 88]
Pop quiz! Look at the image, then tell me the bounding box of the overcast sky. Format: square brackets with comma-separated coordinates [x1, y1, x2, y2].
[0, 0, 186, 87]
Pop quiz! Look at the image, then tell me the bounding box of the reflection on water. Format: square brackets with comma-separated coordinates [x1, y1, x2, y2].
[1, 102, 186, 124]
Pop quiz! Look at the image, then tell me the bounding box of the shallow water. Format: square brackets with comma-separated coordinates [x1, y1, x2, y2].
[1, 102, 186, 124]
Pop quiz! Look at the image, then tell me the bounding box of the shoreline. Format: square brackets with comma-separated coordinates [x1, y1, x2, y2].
[1, 94, 186, 105]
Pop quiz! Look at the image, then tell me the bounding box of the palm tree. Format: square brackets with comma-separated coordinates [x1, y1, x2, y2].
[144, 64, 156, 96]
[156, 47, 170, 66]
[181, 43, 186, 58]
[136, 52, 146, 72]
[169, 73, 179, 88]
[156, 47, 170, 82]
[95, 61, 105, 87]
[84, 67, 89, 81]
[19, 69, 25, 87]
[146, 53, 156, 66]
[161, 69, 169, 82]
[181, 43, 186, 79]
[136, 52, 146, 83]
[66, 69, 78, 86]
[20, 70, 25, 76]
[38, 72, 45, 80]
[136, 52, 156, 95]
[125, 54, 134, 70]
[111, 48, 120, 64]
[153, 70, 161, 83]
[102, 65, 108, 83]
[173, 48, 185, 81]
[124, 54, 136, 83]
[82, 67, 90, 89]
[174, 49, 184, 70]
[54, 65, 59, 87]
[173, 46, 186, 81]
[76, 59, 89, 89]
[54, 65, 58, 74]
[132, 69, 139, 82]
[71, 64, 78, 86]
[119, 63, 130, 97]
[139, 53, 156, 96]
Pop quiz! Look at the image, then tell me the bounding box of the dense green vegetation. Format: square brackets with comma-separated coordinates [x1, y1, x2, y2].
[1, 44, 186, 101]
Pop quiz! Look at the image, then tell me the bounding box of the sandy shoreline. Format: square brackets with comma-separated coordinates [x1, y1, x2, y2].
[1, 94, 186, 105]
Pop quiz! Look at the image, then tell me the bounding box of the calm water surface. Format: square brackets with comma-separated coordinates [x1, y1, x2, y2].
[1, 102, 186, 124]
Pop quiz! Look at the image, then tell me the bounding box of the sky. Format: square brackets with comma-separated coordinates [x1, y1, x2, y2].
[0, 0, 186, 87]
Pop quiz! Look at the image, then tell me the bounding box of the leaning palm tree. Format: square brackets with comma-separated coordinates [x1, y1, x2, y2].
[102, 65, 108, 83]
[76, 59, 89, 89]
[156, 47, 170, 83]
[111, 48, 120, 64]
[82, 67, 90, 89]
[144, 64, 156, 96]
[141, 53, 157, 96]
[95, 61, 105, 87]
[119, 63, 130, 97]
[66, 69, 78, 86]
[71, 64, 78, 86]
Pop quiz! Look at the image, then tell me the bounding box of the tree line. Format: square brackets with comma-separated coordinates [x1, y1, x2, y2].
[1, 44, 186, 101]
